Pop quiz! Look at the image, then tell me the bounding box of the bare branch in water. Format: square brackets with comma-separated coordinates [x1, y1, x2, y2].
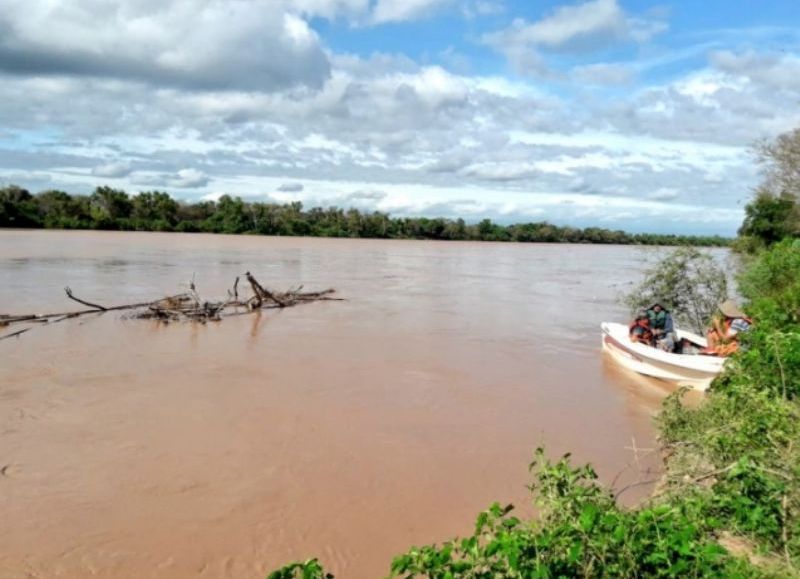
[0, 272, 341, 340]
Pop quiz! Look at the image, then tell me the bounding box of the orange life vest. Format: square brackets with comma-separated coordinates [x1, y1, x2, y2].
[629, 319, 653, 344]
[704, 316, 753, 356]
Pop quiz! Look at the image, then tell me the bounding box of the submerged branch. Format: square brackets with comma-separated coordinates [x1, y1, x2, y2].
[0, 327, 31, 341]
[0, 272, 340, 339]
[64, 287, 107, 311]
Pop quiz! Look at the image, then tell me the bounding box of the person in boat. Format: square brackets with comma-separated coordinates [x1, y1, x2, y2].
[703, 300, 752, 356]
[629, 312, 654, 345]
[646, 302, 676, 352]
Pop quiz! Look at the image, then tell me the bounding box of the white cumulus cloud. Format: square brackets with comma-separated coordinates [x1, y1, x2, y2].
[483, 0, 667, 74]
[0, 0, 331, 92]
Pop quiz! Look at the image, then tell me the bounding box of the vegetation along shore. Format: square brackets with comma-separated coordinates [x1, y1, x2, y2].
[268, 133, 800, 577]
[0, 185, 729, 246]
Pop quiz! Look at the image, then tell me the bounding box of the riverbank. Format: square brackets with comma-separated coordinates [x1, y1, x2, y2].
[1, 185, 731, 246]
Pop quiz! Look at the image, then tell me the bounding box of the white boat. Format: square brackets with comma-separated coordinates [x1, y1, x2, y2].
[600, 322, 726, 391]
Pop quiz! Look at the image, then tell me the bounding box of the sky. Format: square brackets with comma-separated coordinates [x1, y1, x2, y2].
[0, 0, 799, 235]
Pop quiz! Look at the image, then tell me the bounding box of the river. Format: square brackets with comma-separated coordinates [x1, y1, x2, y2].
[0, 230, 685, 578]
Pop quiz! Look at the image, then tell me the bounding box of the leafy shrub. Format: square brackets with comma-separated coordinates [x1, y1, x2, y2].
[660, 384, 800, 563]
[738, 239, 800, 329]
[623, 246, 729, 332]
[267, 559, 333, 579]
[265, 450, 766, 578]
[708, 462, 786, 547]
[387, 449, 757, 578]
[726, 239, 800, 399]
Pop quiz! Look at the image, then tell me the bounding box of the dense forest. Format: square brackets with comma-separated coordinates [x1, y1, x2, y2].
[0, 185, 730, 246]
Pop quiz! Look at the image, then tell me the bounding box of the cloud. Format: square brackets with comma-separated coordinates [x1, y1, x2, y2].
[461, 0, 505, 19]
[572, 62, 634, 85]
[0, 1, 331, 92]
[91, 162, 132, 178]
[293, 0, 371, 20]
[463, 161, 538, 181]
[173, 169, 210, 188]
[295, 188, 388, 211]
[483, 0, 667, 74]
[1, 13, 798, 237]
[424, 154, 473, 174]
[417, 198, 483, 217]
[278, 182, 304, 192]
[596, 64, 800, 146]
[345, 190, 387, 201]
[0, 170, 52, 187]
[486, 0, 666, 49]
[710, 50, 800, 91]
[648, 188, 680, 201]
[371, 0, 453, 24]
[132, 168, 210, 189]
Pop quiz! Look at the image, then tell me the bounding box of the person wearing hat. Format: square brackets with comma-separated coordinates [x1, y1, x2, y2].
[704, 300, 752, 356]
[646, 302, 676, 352]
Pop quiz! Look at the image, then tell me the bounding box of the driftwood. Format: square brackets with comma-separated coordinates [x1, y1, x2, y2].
[0, 272, 340, 340]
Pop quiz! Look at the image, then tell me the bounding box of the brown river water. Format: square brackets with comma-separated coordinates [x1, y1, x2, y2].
[0, 230, 689, 579]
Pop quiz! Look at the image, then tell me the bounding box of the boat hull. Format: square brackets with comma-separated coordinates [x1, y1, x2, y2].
[601, 322, 725, 391]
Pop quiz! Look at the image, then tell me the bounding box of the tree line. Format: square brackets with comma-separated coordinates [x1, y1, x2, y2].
[0, 185, 730, 246]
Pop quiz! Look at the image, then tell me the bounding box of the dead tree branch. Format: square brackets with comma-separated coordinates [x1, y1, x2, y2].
[64, 287, 107, 310]
[1, 272, 339, 340]
[245, 271, 288, 307]
[0, 328, 31, 341]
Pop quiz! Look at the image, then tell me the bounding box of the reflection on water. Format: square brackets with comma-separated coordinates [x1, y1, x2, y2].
[0, 230, 711, 579]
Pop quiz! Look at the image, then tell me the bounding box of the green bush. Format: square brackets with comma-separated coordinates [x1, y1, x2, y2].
[623, 246, 729, 332]
[386, 450, 763, 578]
[659, 381, 800, 562]
[269, 450, 765, 578]
[724, 239, 800, 399]
[267, 559, 333, 579]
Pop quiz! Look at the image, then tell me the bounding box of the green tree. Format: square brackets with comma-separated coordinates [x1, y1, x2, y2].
[739, 128, 800, 250]
[131, 191, 179, 229]
[344, 208, 363, 237]
[0, 185, 732, 247]
[623, 247, 729, 333]
[252, 203, 284, 235]
[0, 185, 40, 227]
[444, 217, 468, 240]
[738, 190, 797, 249]
[90, 186, 132, 227]
[361, 211, 390, 238]
[204, 195, 252, 233]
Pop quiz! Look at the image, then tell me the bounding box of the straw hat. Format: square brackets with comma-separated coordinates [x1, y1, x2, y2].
[719, 299, 746, 318]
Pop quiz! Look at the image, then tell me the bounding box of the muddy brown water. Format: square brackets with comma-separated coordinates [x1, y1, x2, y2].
[0, 230, 688, 578]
